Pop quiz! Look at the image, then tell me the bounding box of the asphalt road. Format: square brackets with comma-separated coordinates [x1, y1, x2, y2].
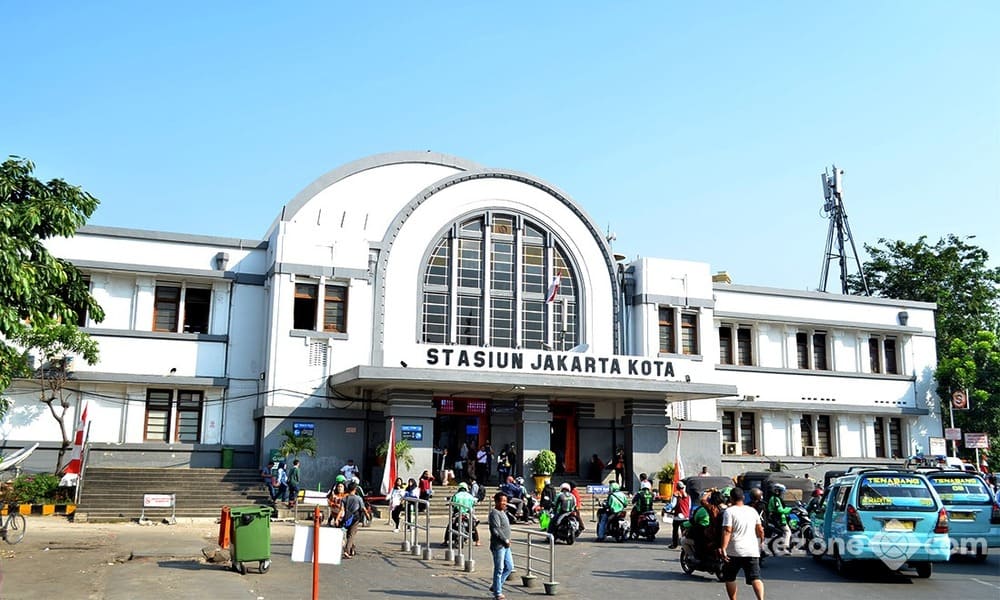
[2, 516, 998, 599]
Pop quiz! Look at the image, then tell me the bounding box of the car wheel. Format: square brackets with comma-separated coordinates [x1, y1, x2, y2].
[834, 549, 849, 577]
[974, 549, 988, 563]
[915, 562, 932, 578]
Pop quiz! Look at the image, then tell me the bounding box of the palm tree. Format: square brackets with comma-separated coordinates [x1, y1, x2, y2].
[278, 429, 317, 459]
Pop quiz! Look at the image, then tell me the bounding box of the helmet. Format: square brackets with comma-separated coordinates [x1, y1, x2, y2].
[641, 481, 652, 490]
[709, 490, 726, 506]
[335, 475, 346, 483]
[515, 477, 524, 485]
[458, 482, 469, 491]
[771, 483, 786, 495]
[560, 482, 571, 491]
[676, 481, 685, 490]
[610, 482, 621, 492]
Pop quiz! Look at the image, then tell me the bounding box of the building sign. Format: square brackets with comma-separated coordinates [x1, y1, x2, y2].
[587, 484, 609, 494]
[928, 437, 947, 456]
[964, 433, 989, 449]
[423, 346, 680, 381]
[401, 425, 423, 441]
[944, 428, 962, 441]
[293, 422, 315, 437]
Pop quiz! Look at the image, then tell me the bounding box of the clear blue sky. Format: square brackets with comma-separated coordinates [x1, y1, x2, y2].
[3, 2, 997, 290]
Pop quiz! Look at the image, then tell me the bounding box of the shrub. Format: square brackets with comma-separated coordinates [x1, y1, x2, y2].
[531, 450, 556, 475]
[5, 473, 63, 504]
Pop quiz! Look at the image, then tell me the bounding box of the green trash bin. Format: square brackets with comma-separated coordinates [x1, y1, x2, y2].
[221, 447, 235, 469]
[229, 505, 272, 574]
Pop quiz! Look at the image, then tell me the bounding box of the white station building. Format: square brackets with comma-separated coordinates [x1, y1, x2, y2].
[2, 152, 944, 489]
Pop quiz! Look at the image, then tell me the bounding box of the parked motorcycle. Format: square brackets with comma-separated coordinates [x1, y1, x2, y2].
[679, 531, 725, 581]
[630, 510, 659, 541]
[599, 504, 630, 543]
[545, 510, 581, 545]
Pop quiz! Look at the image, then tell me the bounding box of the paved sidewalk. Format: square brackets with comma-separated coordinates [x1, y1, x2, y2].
[0, 515, 562, 600]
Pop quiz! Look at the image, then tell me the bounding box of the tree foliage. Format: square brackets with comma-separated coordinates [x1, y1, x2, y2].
[854, 235, 1000, 468]
[278, 429, 317, 459]
[0, 157, 104, 408]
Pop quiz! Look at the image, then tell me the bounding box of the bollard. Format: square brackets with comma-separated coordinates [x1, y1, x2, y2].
[543, 581, 559, 595]
[422, 546, 432, 560]
[402, 539, 411, 553]
[217, 506, 231, 549]
[464, 558, 475, 573]
[444, 547, 454, 561]
[455, 553, 465, 568]
[411, 543, 421, 556]
[521, 574, 537, 588]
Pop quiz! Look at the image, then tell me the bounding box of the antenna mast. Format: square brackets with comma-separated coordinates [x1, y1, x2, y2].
[818, 165, 870, 295]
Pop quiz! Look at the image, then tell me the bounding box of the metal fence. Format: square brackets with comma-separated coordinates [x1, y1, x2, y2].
[444, 500, 477, 572]
[401, 497, 433, 560]
[509, 525, 559, 595]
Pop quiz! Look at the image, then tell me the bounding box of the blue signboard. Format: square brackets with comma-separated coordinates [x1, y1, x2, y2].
[586, 484, 610, 495]
[401, 424, 423, 441]
[293, 422, 315, 437]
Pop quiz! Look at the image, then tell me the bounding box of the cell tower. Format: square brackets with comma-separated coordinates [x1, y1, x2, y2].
[818, 165, 870, 295]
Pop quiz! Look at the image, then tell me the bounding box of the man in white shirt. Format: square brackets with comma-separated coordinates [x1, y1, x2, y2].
[340, 459, 359, 481]
[719, 486, 765, 600]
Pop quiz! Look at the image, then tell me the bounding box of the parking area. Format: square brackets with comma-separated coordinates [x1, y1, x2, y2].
[1, 516, 998, 599]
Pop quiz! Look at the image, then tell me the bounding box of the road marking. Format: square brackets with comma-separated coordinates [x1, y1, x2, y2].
[972, 578, 1000, 589]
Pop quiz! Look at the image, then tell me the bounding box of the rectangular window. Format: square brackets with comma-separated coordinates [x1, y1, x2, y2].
[457, 238, 483, 289]
[721, 411, 736, 453]
[183, 287, 211, 334]
[422, 292, 450, 343]
[796, 332, 809, 369]
[552, 299, 577, 350]
[323, 284, 348, 333]
[817, 414, 832, 456]
[490, 297, 514, 348]
[490, 241, 514, 292]
[719, 325, 734, 365]
[521, 245, 544, 295]
[874, 417, 886, 458]
[801, 414, 815, 455]
[521, 301, 545, 349]
[176, 391, 203, 443]
[739, 412, 756, 454]
[884, 338, 898, 374]
[869, 337, 882, 373]
[736, 327, 753, 365]
[76, 275, 91, 327]
[457, 295, 482, 346]
[293, 283, 318, 330]
[145, 390, 172, 442]
[658, 307, 675, 354]
[681, 313, 698, 355]
[153, 285, 181, 332]
[812, 331, 828, 370]
[888, 417, 902, 458]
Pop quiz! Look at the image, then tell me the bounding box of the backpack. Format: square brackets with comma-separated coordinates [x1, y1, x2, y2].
[476, 483, 487, 502]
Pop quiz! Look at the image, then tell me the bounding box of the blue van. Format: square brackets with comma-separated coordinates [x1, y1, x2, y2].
[925, 470, 1000, 560]
[811, 470, 950, 578]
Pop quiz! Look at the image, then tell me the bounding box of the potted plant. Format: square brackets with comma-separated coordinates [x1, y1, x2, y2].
[375, 439, 415, 470]
[656, 463, 676, 499]
[530, 449, 556, 493]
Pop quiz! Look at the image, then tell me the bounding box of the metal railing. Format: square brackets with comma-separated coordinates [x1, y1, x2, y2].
[401, 497, 433, 560]
[444, 500, 476, 572]
[509, 525, 558, 595]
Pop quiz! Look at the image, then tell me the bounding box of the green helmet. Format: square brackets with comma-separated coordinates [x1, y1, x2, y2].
[335, 474, 346, 483]
[458, 482, 469, 491]
[610, 482, 620, 492]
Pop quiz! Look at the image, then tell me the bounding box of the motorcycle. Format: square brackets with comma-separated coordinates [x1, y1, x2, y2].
[765, 503, 813, 555]
[630, 510, 659, 541]
[598, 504, 630, 543]
[443, 511, 477, 546]
[545, 510, 581, 545]
[679, 529, 725, 581]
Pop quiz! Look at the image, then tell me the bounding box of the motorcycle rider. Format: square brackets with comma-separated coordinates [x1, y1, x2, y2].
[630, 480, 656, 537]
[449, 482, 480, 546]
[597, 482, 631, 540]
[550, 482, 578, 534]
[499, 476, 525, 521]
[687, 489, 725, 561]
[766, 483, 792, 555]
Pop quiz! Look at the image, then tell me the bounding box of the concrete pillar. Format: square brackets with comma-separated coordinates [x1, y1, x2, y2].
[385, 391, 436, 482]
[623, 399, 669, 491]
[517, 397, 551, 476]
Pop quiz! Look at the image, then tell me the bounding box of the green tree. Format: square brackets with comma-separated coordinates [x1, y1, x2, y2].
[278, 429, 318, 460]
[854, 235, 1000, 468]
[0, 157, 105, 412]
[936, 332, 1000, 469]
[14, 323, 100, 473]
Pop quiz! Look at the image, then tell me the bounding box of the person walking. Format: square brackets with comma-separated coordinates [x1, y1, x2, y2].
[476, 444, 490, 485]
[286, 459, 301, 508]
[719, 486, 765, 600]
[418, 470, 434, 504]
[669, 481, 690, 549]
[274, 462, 288, 504]
[608, 447, 625, 486]
[336, 482, 369, 559]
[488, 491, 513, 600]
[261, 461, 277, 500]
[388, 477, 406, 532]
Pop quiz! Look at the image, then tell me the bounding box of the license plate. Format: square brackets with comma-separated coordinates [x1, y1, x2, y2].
[950, 511, 975, 521]
[884, 521, 914, 532]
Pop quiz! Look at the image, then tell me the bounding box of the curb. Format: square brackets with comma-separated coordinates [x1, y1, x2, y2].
[2, 504, 76, 516]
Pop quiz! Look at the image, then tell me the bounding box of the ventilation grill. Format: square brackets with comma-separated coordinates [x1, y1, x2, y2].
[308, 341, 328, 367]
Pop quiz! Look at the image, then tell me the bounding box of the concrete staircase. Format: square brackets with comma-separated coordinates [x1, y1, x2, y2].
[76, 467, 271, 522]
[414, 483, 602, 518]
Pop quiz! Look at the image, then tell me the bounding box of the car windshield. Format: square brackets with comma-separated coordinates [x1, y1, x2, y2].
[857, 475, 936, 512]
[928, 474, 992, 506]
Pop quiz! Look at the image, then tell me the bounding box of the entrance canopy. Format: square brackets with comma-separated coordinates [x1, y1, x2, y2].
[328, 365, 737, 402]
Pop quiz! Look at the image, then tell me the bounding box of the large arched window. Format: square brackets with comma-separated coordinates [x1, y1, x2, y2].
[421, 212, 579, 349]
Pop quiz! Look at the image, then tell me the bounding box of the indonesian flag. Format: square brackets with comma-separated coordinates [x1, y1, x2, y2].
[60, 403, 90, 486]
[379, 417, 397, 495]
[545, 271, 562, 303]
[672, 423, 685, 488]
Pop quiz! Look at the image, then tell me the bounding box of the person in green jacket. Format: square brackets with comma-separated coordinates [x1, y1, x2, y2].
[766, 483, 792, 554]
[449, 482, 480, 545]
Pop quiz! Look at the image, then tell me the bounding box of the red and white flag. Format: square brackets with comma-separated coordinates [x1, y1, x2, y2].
[379, 417, 397, 495]
[545, 271, 562, 303]
[672, 423, 685, 488]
